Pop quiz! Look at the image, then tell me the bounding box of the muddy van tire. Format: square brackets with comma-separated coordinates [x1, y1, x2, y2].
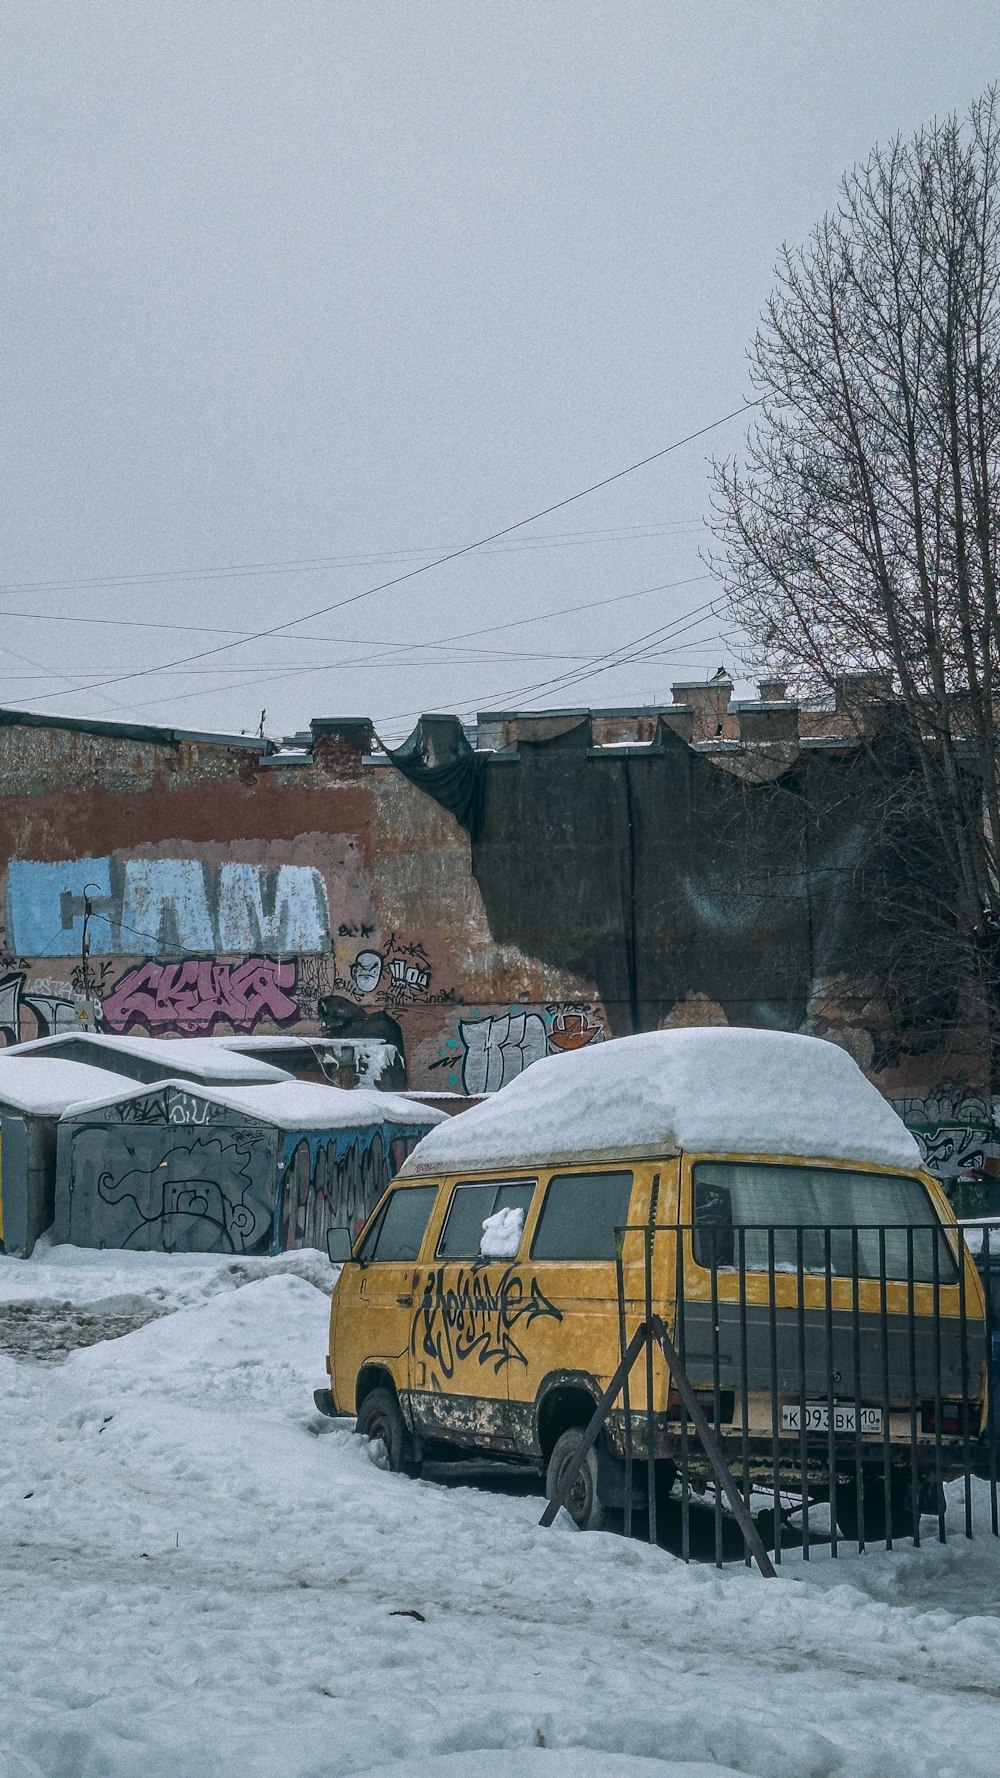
[356, 1388, 420, 1477]
[835, 1465, 913, 1543]
[546, 1429, 611, 1531]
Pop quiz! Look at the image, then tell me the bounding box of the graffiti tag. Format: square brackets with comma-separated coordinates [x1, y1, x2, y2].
[413, 1264, 563, 1382]
[101, 957, 298, 1034]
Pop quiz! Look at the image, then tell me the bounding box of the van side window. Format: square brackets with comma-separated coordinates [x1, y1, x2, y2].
[360, 1186, 437, 1263]
[531, 1170, 634, 1261]
[437, 1180, 536, 1260]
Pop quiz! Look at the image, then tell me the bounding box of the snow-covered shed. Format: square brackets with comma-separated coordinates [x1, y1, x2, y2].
[399, 1027, 922, 1175]
[209, 1033, 406, 1090]
[54, 1076, 445, 1255]
[0, 1057, 145, 1255]
[5, 1031, 293, 1086]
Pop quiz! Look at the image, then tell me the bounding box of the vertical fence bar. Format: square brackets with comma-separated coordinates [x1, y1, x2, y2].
[851, 1227, 865, 1550]
[984, 1227, 998, 1537]
[676, 1224, 690, 1563]
[615, 1235, 634, 1541]
[906, 1227, 920, 1548]
[796, 1226, 809, 1560]
[738, 1225, 751, 1568]
[932, 1230, 945, 1545]
[878, 1227, 893, 1549]
[958, 1233, 972, 1540]
[710, 1239, 723, 1569]
[644, 1224, 657, 1547]
[824, 1227, 837, 1559]
[768, 1227, 781, 1565]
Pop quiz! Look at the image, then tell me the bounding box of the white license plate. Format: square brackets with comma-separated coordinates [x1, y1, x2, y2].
[781, 1403, 883, 1433]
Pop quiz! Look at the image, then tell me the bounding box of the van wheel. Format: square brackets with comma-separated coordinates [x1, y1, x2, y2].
[546, 1429, 611, 1531]
[356, 1388, 420, 1477]
[835, 1465, 913, 1543]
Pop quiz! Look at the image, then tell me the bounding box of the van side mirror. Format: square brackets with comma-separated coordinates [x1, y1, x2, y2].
[326, 1227, 356, 1265]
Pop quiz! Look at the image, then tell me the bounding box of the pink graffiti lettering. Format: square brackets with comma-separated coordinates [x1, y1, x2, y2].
[102, 958, 298, 1033]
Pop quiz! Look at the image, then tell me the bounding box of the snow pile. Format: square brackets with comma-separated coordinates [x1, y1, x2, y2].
[479, 1205, 524, 1259]
[1, 1244, 999, 1775]
[400, 1028, 922, 1174]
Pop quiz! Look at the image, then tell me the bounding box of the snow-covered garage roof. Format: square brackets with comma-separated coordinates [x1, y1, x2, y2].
[58, 1075, 446, 1133]
[0, 1057, 141, 1116]
[6, 1032, 293, 1084]
[397, 1028, 922, 1175]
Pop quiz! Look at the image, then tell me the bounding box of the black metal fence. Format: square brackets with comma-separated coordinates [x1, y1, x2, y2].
[543, 1219, 999, 1568]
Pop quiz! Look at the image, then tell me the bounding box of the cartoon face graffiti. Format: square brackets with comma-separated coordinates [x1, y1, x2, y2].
[350, 949, 384, 996]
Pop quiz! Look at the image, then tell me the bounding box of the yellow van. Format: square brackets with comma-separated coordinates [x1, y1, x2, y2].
[318, 1029, 989, 1537]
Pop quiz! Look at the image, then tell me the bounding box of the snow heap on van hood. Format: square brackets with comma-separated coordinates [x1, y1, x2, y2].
[398, 1028, 922, 1175]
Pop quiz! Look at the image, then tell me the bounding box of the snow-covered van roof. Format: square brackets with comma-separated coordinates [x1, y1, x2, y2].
[0, 1057, 143, 1117]
[58, 1075, 446, 1133]
[5, 1032, 292, 1084]
[397, 1028, 922, 1175]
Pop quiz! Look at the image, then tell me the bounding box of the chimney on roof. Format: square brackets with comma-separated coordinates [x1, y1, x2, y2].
[757, 677, 788, 702]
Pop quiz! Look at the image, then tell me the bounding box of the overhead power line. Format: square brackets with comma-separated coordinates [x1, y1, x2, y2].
[0, 519, 704, 604]
[101, 595, 727, 724]
[22, 400, 758, 709]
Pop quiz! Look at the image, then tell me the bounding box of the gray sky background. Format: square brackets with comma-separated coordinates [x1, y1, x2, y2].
[3, 2, 998, 743]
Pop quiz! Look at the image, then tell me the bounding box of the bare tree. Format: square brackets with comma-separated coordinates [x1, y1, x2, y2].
[712, 90, 1000, 1081]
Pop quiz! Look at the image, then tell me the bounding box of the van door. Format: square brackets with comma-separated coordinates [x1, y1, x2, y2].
[408, 1175, 539, 1452]
[333, 1184, 438, 1414]
[509, 1166, 649, 1457]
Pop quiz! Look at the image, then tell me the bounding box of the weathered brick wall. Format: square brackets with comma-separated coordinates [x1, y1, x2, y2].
[0, 706, 984, 1184]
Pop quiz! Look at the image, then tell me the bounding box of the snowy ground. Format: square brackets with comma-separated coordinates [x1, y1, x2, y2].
[1, 1248, 999, 1778]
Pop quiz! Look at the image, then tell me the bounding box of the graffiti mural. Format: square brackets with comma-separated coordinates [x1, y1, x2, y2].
[329, 933, 450, 1013]
[412, 1265, 563, 1384]
[434, 1002, 608, 1094]
[7, 856, 331, 958]
[458, 1011, 548, 1095]
[274, 1128, 423, 1253]
[103, 1088, 238, 1127]
[101, 957, 298, 1034]
[63, 1128, 275, 1252]
[0, 970, 80, 1043]
[894, 1087, 1000, 1199]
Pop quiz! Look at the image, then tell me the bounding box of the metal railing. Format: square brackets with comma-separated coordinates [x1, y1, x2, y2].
[541, 1219, 999, 1568]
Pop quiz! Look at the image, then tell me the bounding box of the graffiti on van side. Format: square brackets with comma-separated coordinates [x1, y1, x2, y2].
[412, 1265, 562, 1384]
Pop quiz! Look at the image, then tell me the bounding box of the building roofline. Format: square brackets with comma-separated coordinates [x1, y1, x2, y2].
[0, 707, 265, 750]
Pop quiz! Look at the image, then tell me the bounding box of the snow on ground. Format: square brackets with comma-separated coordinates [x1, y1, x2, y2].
[1, 1250, 999, 1778]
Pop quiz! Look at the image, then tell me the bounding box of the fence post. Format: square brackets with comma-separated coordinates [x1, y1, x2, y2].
[650, 1313, 776, 1579]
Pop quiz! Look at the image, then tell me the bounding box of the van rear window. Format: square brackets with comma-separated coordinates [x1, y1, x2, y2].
[692, 1161, 956, 1283]
[532, 1170, 633, 1261]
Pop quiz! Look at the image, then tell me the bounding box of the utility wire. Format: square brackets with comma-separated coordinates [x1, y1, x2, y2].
[101, 598, 727, 723]
[22, 401, 758, 707]
[0, 571, 712, 649]
[0, 518, 704, 603]
[373, 603, 727, 735]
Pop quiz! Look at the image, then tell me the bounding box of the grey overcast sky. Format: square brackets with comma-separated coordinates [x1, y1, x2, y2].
[2, 3, 998, 743]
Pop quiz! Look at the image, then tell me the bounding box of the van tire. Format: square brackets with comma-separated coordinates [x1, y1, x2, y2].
[356, 1388, 420, 1477]
[835, 1464, 913, 1543]
[546, 1429, 611, 1531]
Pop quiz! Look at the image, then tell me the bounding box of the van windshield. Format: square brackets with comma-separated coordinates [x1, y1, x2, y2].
[692, 1160, 956, 1283]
